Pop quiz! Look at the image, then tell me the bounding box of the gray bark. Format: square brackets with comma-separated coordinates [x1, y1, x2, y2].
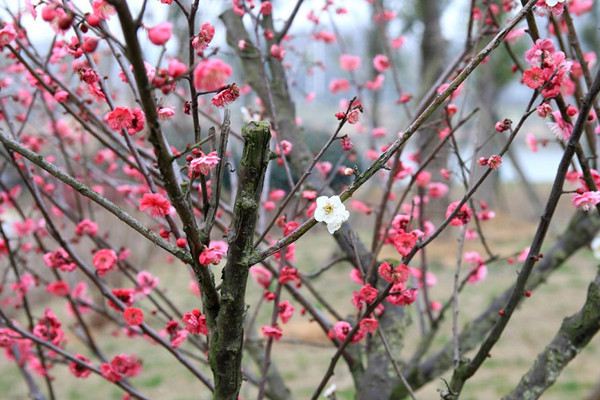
[503, 266, 600, 400]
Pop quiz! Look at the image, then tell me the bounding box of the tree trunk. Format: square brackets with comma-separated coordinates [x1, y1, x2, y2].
[503, 266, 600, 400]
[209, 122, 271, 400]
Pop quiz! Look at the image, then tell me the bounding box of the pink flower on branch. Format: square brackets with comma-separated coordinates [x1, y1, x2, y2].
[182, 309, 208, 335]
[123, 307, 144, 326]
[193, 59, 232, 91]
[199, 241, 228, 266]
[105, 107, 145, 135]
[188, 151, 220, 177]
[261, 325, 283, 340]
[572, 191, 600, 211]
[211, 83, 240, 107]
[139, 193, 173, 217]
[192, 22, 215, 53]
[93, 248, 117, 277]
[147, 22, 172, 46]
[340, 54, 361, 71]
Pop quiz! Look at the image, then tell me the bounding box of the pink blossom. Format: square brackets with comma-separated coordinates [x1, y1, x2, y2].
[410, 267, 437, 287]
[279, 266, 301, 287]
[192, 22, 215, 53]
[484, 155, 503, 170]
[358, 284, 379, 304]
[427, 182, 449, 198]
[446, 201, 472, 226]
[387, 286, 418, 306]
[415, 171, 431, 187]
[549, 110, 573, 141]
[11, 273, 36, 301]
[250, 265, 273, 288]
[269, 189, 286, 202]
[372, 127, 387, 138]
[193, 59, 232, 91]
[278, 301, 295, 324]
[313, 31, 336, 43]
[263, 200, 275, 211]
[340, 54, 361, 71]
[537, 103, 553, 118]
[93, 249, 117, 277]
[260, 1, 272, 15]
[522, 66, 545, 89]
[105, 107, 145, 135]
[346, 108, 361, 124]
[569, 0, 593, 15]
[46, 281, 70, 296]
[331, 321, 352, 341]
[350, 269, 364, 285]
[276, 140, 293, 156]
[0, 24, 17, 47]
[168, 59, 187, 78]
[13, 218, 35, 237]
[316, 161, 332, 176]
[572, 191, 600, 211]
[392, 230, 418, 257]
[373, 54, 390, 72]
[43, 248, 76, 272]
[139, 193, 173, 217]
[538, 0, 565, 15]
[378, 262, 409, 284]
[350, 199, 372, 215]
[211, 84, 240, 107]
[199, 241, 228, 265]
[467, 264, 488, 284]
[526, 133, 538, 152]
[54, 90, 69, 102]
[182, 309, 207, 335]
[162, 320, 188, 348]
[189, 151, 220, 177]
[92, 0, 115, 20]
[33, 308, 64, 346]
[101, 354, 141, 382]
[359, 318, 378, 334]
[75, 219, 98, 236]
[261, 325, 283, 340]
[158, 107, 175, 120]
[69, 355, 92, 378]
[270, 44, 285, 60]
[525, 39, 556, 66]
[329, 78, 350, 93]
[391, 36, 405, 49]
[123, 307, 144, 326]
[148, 22, 172, 45]
[505, 28, 526, 43]
[495, 119, 512, 132]
[136, 271, 159, 295]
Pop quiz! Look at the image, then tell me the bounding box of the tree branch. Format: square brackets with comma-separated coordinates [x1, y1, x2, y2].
[502, 267, 600, 400]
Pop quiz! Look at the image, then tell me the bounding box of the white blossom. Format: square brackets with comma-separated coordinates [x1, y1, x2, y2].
[314, 195, 350, 234]
[545, 0, 565, 6]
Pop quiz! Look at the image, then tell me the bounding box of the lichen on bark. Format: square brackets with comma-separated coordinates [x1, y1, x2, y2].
[209, 121, 271, 400]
